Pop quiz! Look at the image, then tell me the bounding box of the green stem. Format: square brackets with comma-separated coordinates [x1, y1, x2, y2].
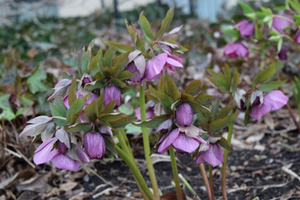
[178, 173, 200, 200]
[52, 116, 67, 121]
[139, 83, 160, 199]
[169, 147, 182, 200]
[221, 122, 234, 200]
[208, 165, 215, 200]
[199, 164, 212, 200]
[117, 132, 149, 200]
[115, 145, 156, 200]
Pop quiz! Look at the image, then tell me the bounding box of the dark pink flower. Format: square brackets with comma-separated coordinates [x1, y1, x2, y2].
[126, 50, 146, 82]
[277, 46, 287, 60]
[83, 132, 106, 159]
[176, 103, 194, 127]
[234, 20, 255, 38]
[224, 43, 248, 58]
[144, 53, 168, 80]
[250, 90, 288, 120]
[165, 55, 183, 72]
[135, 107, 155, 120]
[272, 14, 294, 34]
[196, 143, 224, 167]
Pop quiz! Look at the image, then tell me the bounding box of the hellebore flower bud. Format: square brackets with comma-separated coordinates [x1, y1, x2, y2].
[233, 89, 246, 110]
[196, 143, 224, 167]
[83, 132, 106, 159]
[224, 43, 248, 58]
[278, 46, 287, 60]
[104, 85, 122, 108]
[294, 29, 300, 43]
[176, 103, 194, 127]
[126, 50, 146, 82]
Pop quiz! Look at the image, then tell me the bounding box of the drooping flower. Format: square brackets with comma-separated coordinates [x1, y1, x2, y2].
[157, 125, 209, 154]
[83, 132, 106, 159]
[224, 43, 248, 58]
[83, 126, 112, 159]
[165, 55, 183, 72]
[144, 53, 168, 80]
[104, 85, 122, 108]
[294, 29, 300, 43]
[278, 45, 287, 60]
[33, 137, 59, 165]
[233, 89, 246, 110]
[234, 20, 255, 38]
[135, 107, 155, 120]
[126, 50, 146, 82]
[196, 143, 224, 167]
[272, 14, 294, 34]
[176, 103, 194, 127]
[250, 90, 288, 120]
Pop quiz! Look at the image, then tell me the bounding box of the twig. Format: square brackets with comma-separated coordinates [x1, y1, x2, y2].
[285, 103, 300, 134]
[92, 186, 118, 199]
[4, 147, 22, 158]
[86, 167, 114, 187]
[227, 181, 290, 193]
[282, 165, 300, 181]
[15, 148, 36, 168]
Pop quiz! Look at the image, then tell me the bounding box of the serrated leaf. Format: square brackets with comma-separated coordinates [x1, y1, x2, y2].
[117, 70, 137, 80]
[138, 12, 154, 42]
[209, 113, 238, 132]
[109, 116, 137, 129]
[195, 94, 214, 104]
[96, 91, 105, 116]
[187, 101, 210, 113]
[206, 68, 229, 92]
[132, 115, 170, 128]
[258, 80, 287, 92]
[125, 19, 136, 42]
[104, 40, 134, 53]
[111, 77, 127, 88]
[211, 100, 219, 121]
[81, 50, 90, 74]
[102, 100, 118, 114]
[222, 64, 231, 86]
[50, 103, 65, 117]
[185, 80, 202, 96]
[155, 7, 174, 40]
[83, 100, 98, 122]
[89, 49, 102, 76]
[66, 96, 86, 125]
[102, 47, 115, 68]
[26, 65, 48, 94]
[85, 79, 105, 90]
[112, 52, 130, 71]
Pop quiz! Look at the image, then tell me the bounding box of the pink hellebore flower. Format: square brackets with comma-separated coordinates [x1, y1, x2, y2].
[294, 29, 300, 43]
[135, 107, 155, 120]
[33, 138, 85, 171]
[272, 14, 294, 34]
[176, 103, 194, 127]
[126, 50, 146, 82]
[223, 43, 249, 58]
[196, 143, 224, 167]
[250, 90, 288, 120]
[165, 55, 183, 72]
[104, 85, 122, 108]
[157, 126, 209, 154]
[234, 20, 255, 38]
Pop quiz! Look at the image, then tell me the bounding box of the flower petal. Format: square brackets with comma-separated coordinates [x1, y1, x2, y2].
[51, 154, 81, 171]
[172, 132, 200, 153]
[157, 129, 180, 154]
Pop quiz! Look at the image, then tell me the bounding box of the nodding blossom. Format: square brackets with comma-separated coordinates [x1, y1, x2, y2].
[234, 20, 255, 38]
[277, 46, 287, 61]
[104, 85, 122, 108]
[126, 50, 146, 82]
[272, 14, 294, 34]
[224, 43, 249, 58]
[176, 103, 194, 127]
[249, 90, 288, 120]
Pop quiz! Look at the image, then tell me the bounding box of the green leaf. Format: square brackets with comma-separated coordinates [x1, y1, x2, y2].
[239, 2, 256, 20]
[155, 7, 174, 40]
[83, 100, 98, 122]
[290, 0, 300, 14]
[102, 47, 115, 68]
[164, 74, 180, 101]
[104, 136, 117, 157]
[149, 85, 173, 114]
[76, 48, 84, 76]
[231, 68, 240, 93]
[81, 50, 90, 74]
[138, 11, 154, 42]
[102, 100, 118, 114]
[65, 123, 91, 132]
[89, 49, 102, 76]
[185, 80, 202, 96]
[258, 80, 287, 92]
[0, 108, 16, 121]
[222, 64, 231, 86]
[195, 94, 214, 104]
[222, 29, 239, 39]
[112, 52, 130, 71]
[111, 78, 127, 88]
[99, 113, 126, 122]
[277, 38, 283, 54]
[209, 113, 238, 132]
[211, 100, 219, 121]
[0, 94, 10, 110]
[109, 116, 137, 129]
[85, 79, 105, 90]
[216, 136, 233, 151]
[216, 105, 233, 120]
[96, 91, 105, 116]
[104, 40, 134, 53]
[197, 112, 210, 131]
[117, 70, 137, 80]
[252, 63, 278, 87]
[132, 115, 170, 128]
[26, 65, 48, 94]
[66, 96, 86, 125]
[187, 100, 210, 113]
[68, 78, 77, 106]
[206, 68, 229, 92]
[125, 19, 136, 42]
[50, 103, 65, 117]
